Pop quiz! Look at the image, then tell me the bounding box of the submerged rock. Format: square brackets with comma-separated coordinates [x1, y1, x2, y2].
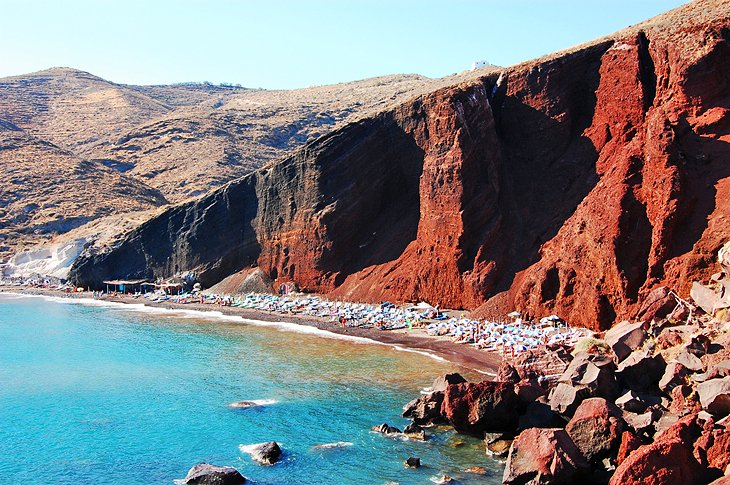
[403, 422, 426, 440]
[184, 463, 246, 484]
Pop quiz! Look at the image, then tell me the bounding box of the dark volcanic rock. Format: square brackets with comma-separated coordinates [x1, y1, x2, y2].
[503, 428, 590, 485]
[616, 350, 666, 392]
[402, 391, 445, 426]
[659, 362, 690, 394]
[432, 373, 467, 392]
[371, 423, 402, 435]
[605, 320, 647, 361]
[549, 352, 621, 417]
[441, 381, 519, 436]
[698, 377, 730, 418]
[246, 442, 282, 465]
[185, 463, 246, 484]
[403, 423, 426, 440]
[404, 457, 421, 468]
[635, 287, 677, 323]
[519, 401, 566, 430]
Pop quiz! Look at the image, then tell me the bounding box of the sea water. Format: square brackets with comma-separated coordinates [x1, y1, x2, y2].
[0, 293, 504, 484]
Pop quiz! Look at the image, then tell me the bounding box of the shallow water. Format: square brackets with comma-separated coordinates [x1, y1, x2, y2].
[0, 294, 504, 484]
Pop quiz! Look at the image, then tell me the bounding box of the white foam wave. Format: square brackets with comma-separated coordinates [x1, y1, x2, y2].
[311, 441, 353, 450]
[228, 398, 279, 408]
[0, 292, 455, 365]
[238, 442, 277, 454]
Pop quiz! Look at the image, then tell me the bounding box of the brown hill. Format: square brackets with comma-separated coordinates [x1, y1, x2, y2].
[0, 122, 166, 256]
[0, 66, 493, 255]
[0, 67, 171, 159]
[96, 74, 484, 201]
[69, 0, 730, 331]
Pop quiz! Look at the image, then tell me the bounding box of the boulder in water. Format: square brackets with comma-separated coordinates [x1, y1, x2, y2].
[184, 463, 246, 484]
[243, 442, 282, 465]
[371, 423, 402, 435]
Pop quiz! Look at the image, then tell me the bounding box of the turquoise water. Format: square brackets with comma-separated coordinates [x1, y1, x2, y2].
[0, 294, 504, 484]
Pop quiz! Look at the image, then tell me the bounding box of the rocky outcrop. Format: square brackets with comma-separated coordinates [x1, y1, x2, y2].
[402, 391, 445, 426]
[503, 428, 589, 485]
[69, 1, 730, 330]
[565, 397, 625, 463]
[440, 381, 519, 436]
[609, 414, 715, 485]
[184, 463, 246, 484]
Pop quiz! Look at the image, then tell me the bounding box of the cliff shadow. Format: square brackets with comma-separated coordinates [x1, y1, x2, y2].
[71, 176, 262, 288]
[315, 115, 425, 285]
[664, 115, 730, 262]
[482, 86, 602, 297]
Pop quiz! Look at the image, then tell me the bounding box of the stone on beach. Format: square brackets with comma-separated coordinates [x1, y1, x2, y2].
[549, 352, 620, 417]
[616, 430, 643, 466]
[609, 414, 708, 485]
[659, 362, 690, 394]
[184, 463, 246, 484]
[615, 390, 656, 413]
[503, 428, 589, 485]
[635, 287, 678, 324]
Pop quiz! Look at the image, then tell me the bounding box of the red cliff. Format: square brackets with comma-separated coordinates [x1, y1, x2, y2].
[70, 0, 730, 331]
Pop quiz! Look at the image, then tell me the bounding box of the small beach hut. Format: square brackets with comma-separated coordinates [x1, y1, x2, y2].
[103, 279, 149, 294]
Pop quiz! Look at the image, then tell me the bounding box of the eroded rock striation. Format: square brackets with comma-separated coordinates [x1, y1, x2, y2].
[70, 0, 730, 330]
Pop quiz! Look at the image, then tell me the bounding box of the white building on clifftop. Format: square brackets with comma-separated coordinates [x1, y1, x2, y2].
[471, 60, 492, 70]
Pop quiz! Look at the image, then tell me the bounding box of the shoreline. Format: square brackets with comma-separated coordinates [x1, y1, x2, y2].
[0, 286, 501, 376]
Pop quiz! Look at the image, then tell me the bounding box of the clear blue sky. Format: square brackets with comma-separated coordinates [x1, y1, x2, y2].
[1, 0, 687, 89]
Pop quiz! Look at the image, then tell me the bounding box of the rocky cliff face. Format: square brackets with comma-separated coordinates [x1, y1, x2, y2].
[70, 0, 730, 330]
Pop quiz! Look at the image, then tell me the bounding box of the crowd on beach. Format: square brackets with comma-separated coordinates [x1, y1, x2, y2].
[133, 290, 592, 356]
[1, 276, 592, 356]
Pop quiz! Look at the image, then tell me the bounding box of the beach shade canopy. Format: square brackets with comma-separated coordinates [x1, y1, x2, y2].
[507, 311, 522, 318]
[405, 301, 435, 312]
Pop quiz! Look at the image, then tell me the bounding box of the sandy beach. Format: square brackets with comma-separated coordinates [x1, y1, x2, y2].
[1, 285, 502, 375]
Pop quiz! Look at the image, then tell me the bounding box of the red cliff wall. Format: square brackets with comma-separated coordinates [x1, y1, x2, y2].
[71, 1, 730, 331]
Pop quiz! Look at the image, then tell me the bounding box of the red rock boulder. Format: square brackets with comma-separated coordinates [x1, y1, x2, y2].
[616, 430, 644, 466]
[565, 397, 625, 463]
[441, 381, 519, 436]
[609, 414, 706, 485]
[503, 428, 589, 485]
